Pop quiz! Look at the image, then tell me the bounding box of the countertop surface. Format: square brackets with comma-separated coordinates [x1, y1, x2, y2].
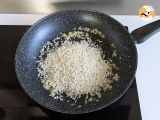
[0, 14, 160, 120]
[0, 0, 159, 15]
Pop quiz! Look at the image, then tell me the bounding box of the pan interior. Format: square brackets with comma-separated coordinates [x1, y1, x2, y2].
[15, 10, 137, 114]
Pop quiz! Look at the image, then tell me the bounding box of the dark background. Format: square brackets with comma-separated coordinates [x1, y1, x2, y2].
[0, 25, 141, 120]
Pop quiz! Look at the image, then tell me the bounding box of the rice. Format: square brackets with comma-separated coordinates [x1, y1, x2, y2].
[37, 27, 119, 103]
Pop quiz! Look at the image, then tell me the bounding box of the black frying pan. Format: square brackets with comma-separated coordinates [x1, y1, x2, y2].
[15, 10, 160, 114]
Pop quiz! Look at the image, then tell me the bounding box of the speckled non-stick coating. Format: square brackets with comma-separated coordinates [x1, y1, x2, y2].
[15, 10, 137, 114]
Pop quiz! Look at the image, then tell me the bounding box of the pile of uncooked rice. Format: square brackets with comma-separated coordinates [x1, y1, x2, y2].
[37, 27, 119, 103]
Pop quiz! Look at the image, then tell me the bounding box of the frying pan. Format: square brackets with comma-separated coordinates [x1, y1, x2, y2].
[15, 10, 160, 114]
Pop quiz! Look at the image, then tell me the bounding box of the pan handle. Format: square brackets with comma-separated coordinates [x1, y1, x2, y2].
[131, 20, 160, 44]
